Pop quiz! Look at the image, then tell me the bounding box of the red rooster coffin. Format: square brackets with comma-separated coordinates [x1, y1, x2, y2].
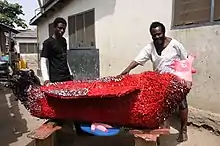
[7, 55, 195, 129]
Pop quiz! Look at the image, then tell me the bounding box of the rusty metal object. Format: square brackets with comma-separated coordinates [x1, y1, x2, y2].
[129, 126, 170, 146]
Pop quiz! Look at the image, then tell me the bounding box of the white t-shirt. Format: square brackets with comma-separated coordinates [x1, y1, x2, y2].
[134, 39, 188, 74]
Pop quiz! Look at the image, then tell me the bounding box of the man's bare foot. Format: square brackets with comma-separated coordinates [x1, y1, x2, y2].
[177, 130, 188, 142]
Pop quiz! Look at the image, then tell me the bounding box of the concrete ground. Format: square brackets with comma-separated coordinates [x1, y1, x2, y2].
[0, 88, 219, 146]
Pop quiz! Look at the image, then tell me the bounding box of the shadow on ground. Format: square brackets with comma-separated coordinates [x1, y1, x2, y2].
[56, 129, 135, 146]
[53, 116, 183, 146]
[0, 86, 182, 146]
[0, 88, 29, 146]
[25, 140, 35, 146]
[0, 83, 197, 146]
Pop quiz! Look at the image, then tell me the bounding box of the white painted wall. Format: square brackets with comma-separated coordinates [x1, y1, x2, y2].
[37, 0, 173, 76]
[36, 0, 220, 114]
[14, 37, 38, 73]
[171, 25, 220, 113]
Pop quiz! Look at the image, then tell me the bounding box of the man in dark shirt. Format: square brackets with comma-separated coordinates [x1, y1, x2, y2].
[40, 17, 73, 84]
[40, 17, 87, 135]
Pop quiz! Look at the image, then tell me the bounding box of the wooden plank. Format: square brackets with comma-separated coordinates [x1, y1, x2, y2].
[129, 127, 170, 136]
[129, 126, 170, 145]
[27, 121, 62, 140]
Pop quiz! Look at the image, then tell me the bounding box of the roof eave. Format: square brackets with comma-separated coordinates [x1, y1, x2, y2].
[0, 23, 20, 34]
[29, 13, 43, 25]
[29, 0, 61, 25]
[14, 36, 37, 39]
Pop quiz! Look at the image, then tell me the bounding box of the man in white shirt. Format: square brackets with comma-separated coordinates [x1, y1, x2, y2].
[120, 22, 189, 142]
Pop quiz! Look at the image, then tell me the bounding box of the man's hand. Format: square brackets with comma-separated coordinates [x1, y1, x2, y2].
[116, 70, 129, 80]
[44, 80, 51, 85]
[120, 70, 129, 76]
[120, 61, 139, 76]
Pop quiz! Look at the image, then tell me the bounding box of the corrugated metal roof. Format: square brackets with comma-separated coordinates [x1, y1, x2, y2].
[14, 29, 37, 38]
[0, 23, 20, 34]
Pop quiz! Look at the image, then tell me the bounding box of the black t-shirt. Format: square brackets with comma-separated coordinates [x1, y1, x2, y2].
[40, 37, 71, 82]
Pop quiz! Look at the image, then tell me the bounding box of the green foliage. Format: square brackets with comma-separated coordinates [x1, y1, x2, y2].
[0, 0, 27, 28]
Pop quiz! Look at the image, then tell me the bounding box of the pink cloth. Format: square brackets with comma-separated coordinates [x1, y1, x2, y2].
[91, 123, 113, 132]
[170, 54, 196, 82]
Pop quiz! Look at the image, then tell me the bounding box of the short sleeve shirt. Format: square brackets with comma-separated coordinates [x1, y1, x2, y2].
[40, 37, 71, 82]
[134, 39, 188, 74]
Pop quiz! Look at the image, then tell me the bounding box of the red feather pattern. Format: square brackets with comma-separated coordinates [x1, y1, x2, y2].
[26, 71, 190, 129]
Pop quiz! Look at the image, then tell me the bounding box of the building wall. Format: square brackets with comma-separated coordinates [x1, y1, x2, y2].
[14, 37, 38, 73]
[14, 38, 37, 53]
[171, 25, 220, 113]
[37, 0, 173, 75]
[36, 0, 220, 114]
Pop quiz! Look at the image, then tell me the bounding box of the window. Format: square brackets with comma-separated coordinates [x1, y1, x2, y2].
[214, 0, 220, 21]
[173, 0, 220, 26]
[68, 9, 95, 49]
[19, 43, 38, 54]
[48, 23, 53, 37]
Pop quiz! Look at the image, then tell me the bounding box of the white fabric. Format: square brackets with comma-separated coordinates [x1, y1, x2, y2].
[134, 39, 188, 74]
[8, 66, 13, 75]
[67, 62, 73, 75]
[40, 57, 49, 81]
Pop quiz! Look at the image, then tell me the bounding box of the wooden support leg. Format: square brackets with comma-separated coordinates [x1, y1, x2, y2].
[35, 134, 55, 146]
[27, 120, 62, 146]
[130, 127, 170, 146]
[156, 137, 160, 146]
[134, 137, 158, 146]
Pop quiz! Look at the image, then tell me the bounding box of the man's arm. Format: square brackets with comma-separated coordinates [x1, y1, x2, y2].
[175, 40, 188, 60]
[120, 45, 151, 75]
[40, 41, 50, 84]
[40, 58, 49, 82]
[120, 61, 139, 75]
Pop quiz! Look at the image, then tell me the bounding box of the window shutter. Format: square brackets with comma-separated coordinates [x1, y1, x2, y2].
[76, 14, 84, 47]
[85, 10, 95, 48]
[214, 0, 220, 21]
[68, 9, 95, 49]
[68, 15, 76, 49]
[174, 0, 211, 26]
[48, 23, 53, 37]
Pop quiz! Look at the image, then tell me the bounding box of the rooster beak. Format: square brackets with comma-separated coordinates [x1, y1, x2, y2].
[192, 68, 197, 74]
